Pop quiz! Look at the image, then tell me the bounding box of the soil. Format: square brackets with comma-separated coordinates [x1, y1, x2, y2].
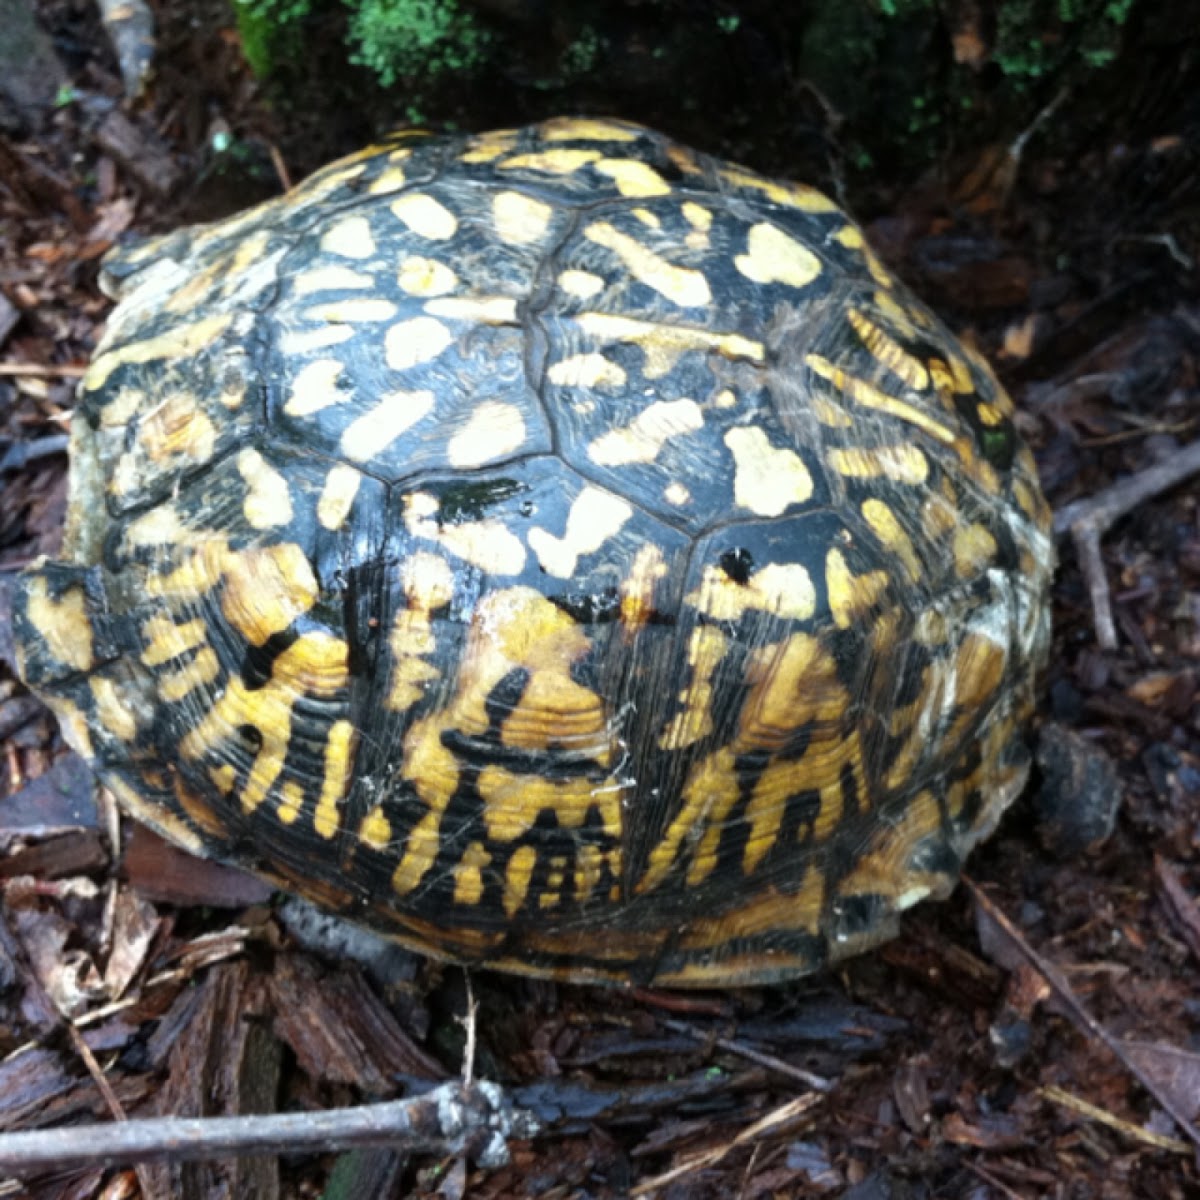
[1, 2, 1198, 1198]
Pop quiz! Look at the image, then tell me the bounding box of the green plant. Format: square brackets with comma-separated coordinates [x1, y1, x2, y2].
[347, 0, 490, 87]
[232, 0, 491, 87]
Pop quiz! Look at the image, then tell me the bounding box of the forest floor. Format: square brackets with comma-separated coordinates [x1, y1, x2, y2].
[0, 2, 1198, 1197]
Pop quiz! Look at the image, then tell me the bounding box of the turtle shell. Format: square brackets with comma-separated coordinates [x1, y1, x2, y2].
[13, 118, 1053, 986]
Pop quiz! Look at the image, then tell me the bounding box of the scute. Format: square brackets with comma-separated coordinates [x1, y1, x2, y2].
[13, 118, 1054, 987]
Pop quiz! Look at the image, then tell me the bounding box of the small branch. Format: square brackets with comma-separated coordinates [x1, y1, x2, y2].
[0, 362, 87, 378]
[0, 1081, 536, 1176]
[966, 879, 1200, 1153]
[660, 1018, 832, 1093]
[1053, 437, 1200, 649]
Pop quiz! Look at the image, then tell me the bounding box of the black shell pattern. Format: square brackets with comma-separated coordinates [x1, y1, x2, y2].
[14, 118, 1054, 986]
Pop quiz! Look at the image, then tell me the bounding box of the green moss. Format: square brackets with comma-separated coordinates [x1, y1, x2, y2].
[348, 0, 490, 86]
[233, 0, 491, 86]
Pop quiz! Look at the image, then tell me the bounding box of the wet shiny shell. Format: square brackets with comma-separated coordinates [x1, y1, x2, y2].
[14, 118, 1054, 987]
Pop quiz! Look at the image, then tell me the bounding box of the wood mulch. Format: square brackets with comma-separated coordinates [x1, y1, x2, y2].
[0, 2, 1197, 1197]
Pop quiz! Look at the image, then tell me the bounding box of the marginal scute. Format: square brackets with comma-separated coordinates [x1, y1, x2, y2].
[13, 117, 1054, 987]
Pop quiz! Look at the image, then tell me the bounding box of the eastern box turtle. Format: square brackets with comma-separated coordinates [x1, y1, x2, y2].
[13, 118, 1053, 987]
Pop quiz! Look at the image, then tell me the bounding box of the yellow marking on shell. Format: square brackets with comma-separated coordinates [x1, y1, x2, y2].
[447, 401, 527, 467]
[391, 716, 461, 895]
[594, 158, 671, 197]
[954, 523, 998, 578]
[23, 577, 94, 672]
[663, 481, 691, 506]
[541, 117, 639, 142]
[686, 561, 816, 622]
[862, 245, 895, 289]
[558, 269, 604, 299]
[278, 324, 354, 355]
[836, 789, 943, 909]
[158, 646, 219, 702]
[720, 166, 839, 212]
[456, 587, 608, 755]
[499, 148, 601, 174]
[314, 719, 354, 839]
[180, 632, 349, 814]
[453, 842, 492, 905]
[83, 314, 233, 392]
[806, 354, 957, 445]
[922, 493, 959, 544]
[385, 316, 453, 370]
[317, 464, 362, 530]
[284, 358, 345, 417]
[948, 354, 975, 394]
[304, 298, 398, 324]
[359, 806, 392, 849]
[690, 873, 826, 950]
[404, 491, 527, 575]
[735, 223, 822, 289]
[390, 193, 458, 239]
[810, 396, 852, 427]
[423, 295, 518, 324]
[459, 130, 518, 163]
[588, 398, 703, 466]
[875, 289, 927, 340]
[954, 633, 1008, 711]
[145, 535, 228, 603]
[95, 387, 143, 428]
[319, 215, 375, 259]
[977, 401, 1005, 426]
[340, 390, 435, 461]
[862, 498, 921, 581]
[277, 780, 304, 825]
[723, 426, 813, 516]
[547, 352, 627, 390]
[619, 543, 668, 632]
[90, 677, 137, 739]
[827, 444, 929, 485]
[210, 763, 237, 795]
[292, 265, 374, 294]
[825, 547, 889, 630]
[478, 768, 621, 843]
[846, 308, 930, 391]
[237, 448, 293, 529]
[366, 164, 407, 195]
[834, 224, 863, 250]
[42, 696, 94, 760]
[386, 551, 455, 712]
[503, 845, 538, 917]
[1012, 477, 1046, 527]
[221, 543, 318, 647]
[138, 393, 216, 465]
[682, 201, 712, 230]
[691, 639, 857, 886]
[657, 625, 728, 751]
[576, 312, 763, 375]
[398, 255, 458, 296]
[141, 615, 207, 666]
[583, 222, 711, 309]
[528, 486, 632, 578]
[492, 190, 553, 244]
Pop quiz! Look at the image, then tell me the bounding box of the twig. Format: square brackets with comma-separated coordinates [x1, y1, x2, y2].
[0, 435, 70, 472]
[630, 1093, 819, 1197]
[0, 362, 87, 378]
[460, 971, 478, 1089]
[1040, 1085, 1190, 1155]
[1053, 437, 1200, 649]
[965, 878, 1200, 1152]
[268, 142, 293, 192]
[0, 1081, 535, 1176]
[659, 1017, 832, 1093]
